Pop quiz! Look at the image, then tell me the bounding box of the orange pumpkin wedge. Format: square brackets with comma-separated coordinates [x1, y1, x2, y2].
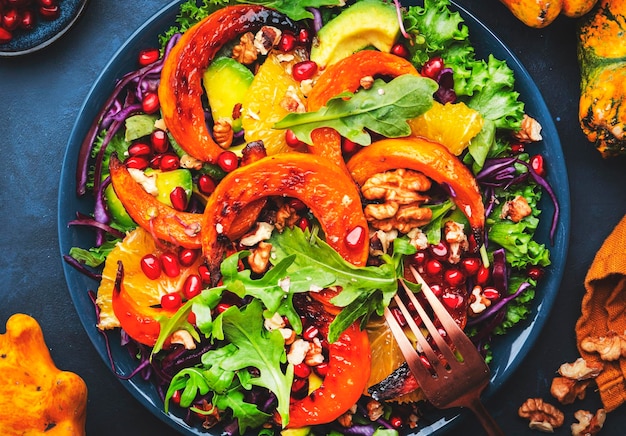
[347, 136, 485, 249]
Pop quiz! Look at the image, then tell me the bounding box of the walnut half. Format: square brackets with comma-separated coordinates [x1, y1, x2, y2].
[550, 376, 590, 405]
[518, 398, 564, 433]
[580, 331, 626, 361]
[571, 409, 606, 436]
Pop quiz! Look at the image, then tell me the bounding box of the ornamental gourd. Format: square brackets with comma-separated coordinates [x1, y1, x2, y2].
[578, 0, 626, 157]
[499, 0, 598, 28]
[0, 314, 88, 435]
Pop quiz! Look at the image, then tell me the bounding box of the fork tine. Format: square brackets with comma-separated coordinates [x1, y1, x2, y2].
[397, 280, 459, 367]
[408, 265, 460, 334]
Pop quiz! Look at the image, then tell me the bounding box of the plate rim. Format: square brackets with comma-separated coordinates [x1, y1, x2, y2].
[57, 1, 571, 435]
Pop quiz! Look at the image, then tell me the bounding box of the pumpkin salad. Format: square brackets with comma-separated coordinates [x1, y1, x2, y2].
[65, 0, 559, 434]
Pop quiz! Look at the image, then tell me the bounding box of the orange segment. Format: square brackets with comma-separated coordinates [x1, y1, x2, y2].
[241, 50, 307, 155]
[408, 101, 484, 156]
[366, 316, 425, 403]
[96, 227, 203, 330]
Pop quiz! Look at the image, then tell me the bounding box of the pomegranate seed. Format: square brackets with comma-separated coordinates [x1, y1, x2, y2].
[140, 254, 161, 280]
[341, 138, 360, 154]
[461, 257, 481, 276]
[510, 142, 525, 154]
[294, 363, 311, 379]
[125, 156, 149, 170]
[424, 259, 443, 277]
[430, 283, 443, 297]
[142, 92, 160, 114]
[291, 378, 307, 393]
[442, 292, 463, 309]
[161, 292, 182, 310]
[292, 60, 318, 81]
[314, 362, 329, 377]
[170, 186, 188, 211]
[444, 268, 465, 287]
[128, 142, 152, 157]
[429, 242, 449, 259]
[297, 28, 310, 45]
[530, 154, 546, 177]
[216, 302, 231, 313]
[19, 9, 35, 30]
[527, 266, 544, 280]
[411, 251, 427, 266]
[390, 43, 410, 59]
[179, 248, 199, 267]
[297, 217, 309, 231]
[476, 266, 491, 286]
[390, 415, 403, 429]
[182, 274, 202, 299]
[278, 33, 296, 52]
[198, 264, 211, 284]
[419, 355, 432, 370]
[39, 5, 59, 20]
[138, 48, 160, 66]
[217, 151, 238, 172]
[149, 154, 162, 169]
[421, 56, 445, 79]
[285, 129, 304, 148]
[38, 0, 56, 6]
[170, 389, 182, 405]
[0, 27, 12, 44]
[159, 153, 180, 171]
[288, 198, 307, 211]
[3, 8, 19, 30]
[187, 310, 196, 325]
[150, 129, 169, 153]
[197, 174, 216, 195]
[483, 287, 500, 300]
[160, 252, 180, 278]
[391, 307, 406, 327]
[303, 325, 319, 340]
[345, 225, 366, 249]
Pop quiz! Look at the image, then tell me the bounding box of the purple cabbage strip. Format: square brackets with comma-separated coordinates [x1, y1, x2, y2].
[467, 281, 532, 327]
[308, 7, 323, 33]
[392, 0, 410, 39]
[491, 248, 508, 294]
[62, 255, 102, 281]
[76, 33, 181, 196]
[68, 214, 125, 240]
[477, 157, 560, 243]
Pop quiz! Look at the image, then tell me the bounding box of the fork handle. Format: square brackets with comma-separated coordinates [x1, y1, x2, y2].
[466, 397, 505, 436]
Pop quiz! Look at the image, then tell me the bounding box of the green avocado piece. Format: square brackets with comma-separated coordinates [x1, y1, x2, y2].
[203, 57, 254, 132]
[151, 168, 193, 207]
[310, 0, 400, 68]
[104, 184, 136, 229]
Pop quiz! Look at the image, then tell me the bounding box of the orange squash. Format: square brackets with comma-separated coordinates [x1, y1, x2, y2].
[500, 0, 598, 28]
[0, 314, 88, 435]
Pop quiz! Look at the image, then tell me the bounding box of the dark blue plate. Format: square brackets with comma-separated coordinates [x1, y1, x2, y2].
[0, 0, 88, 57]
[58, 1, 571, 434]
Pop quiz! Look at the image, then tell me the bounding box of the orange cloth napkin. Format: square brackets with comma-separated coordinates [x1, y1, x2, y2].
[576, 214, 626, 412]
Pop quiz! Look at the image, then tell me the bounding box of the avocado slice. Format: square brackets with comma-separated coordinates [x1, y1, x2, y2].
[151, 168, 193, 208]
[310, 0, 401, 68]
[104, 184, 136, 229]
[203, 57, 254, 132]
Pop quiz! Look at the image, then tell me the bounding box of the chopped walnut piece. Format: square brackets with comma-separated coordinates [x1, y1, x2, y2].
[232, 32, 257, 64]
[274, 202, 299, 232]
[571, 409, 606, 436]
[550, 376, 591, 405]
[254, 26, 282, 55]
[366, 399, 384, 421]
[287, 339, 310, 366]
[501, 195, 532, 223]
[240, 222, 275, 247]
[360, 75, 374, 89]
[180, 154, 203, 170]
[213, 117, 234, 149]
[518, 398, 564, 433]
[361, 169, 433, 233]
[247, 241, 272, 274]
[514, 114, 543, 142]
[337, 404, 358, 428]
[304, 337, 325, 366]
[580, 331, 626, 361]
[444, 220, 469, 263]
[280, 85, 306, 113]
[170, 330, 196, 350]
[558, 357, 604, 381]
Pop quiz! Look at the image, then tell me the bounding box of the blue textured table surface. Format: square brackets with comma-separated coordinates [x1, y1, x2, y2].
[1, 1, 625, 435]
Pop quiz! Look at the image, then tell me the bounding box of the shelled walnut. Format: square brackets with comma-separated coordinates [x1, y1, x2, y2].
[550, 377, 591, 405]
[518, 398, 564, 433]
[571, 409, 606, 436]
[581, 331, 626, 361]
[361, 168, 433, 233]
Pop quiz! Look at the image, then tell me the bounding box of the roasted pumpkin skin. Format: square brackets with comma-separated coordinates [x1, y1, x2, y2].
[500, 0, 598, 28]
[0, 314, 88, 435]
[578, 0, 626, 157]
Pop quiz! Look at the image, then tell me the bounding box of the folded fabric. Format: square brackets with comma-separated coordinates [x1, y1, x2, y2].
[575, 214, 626, 412]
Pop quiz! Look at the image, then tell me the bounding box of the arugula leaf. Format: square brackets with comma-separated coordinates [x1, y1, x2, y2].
[217, 299, 294, 426]
[212, 389, 270, 433]
[237, 0, 342, 21]
[274, 75, 437, 145]
[68, 239, 118, 268]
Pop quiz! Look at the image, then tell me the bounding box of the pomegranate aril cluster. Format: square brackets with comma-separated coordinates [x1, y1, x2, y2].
[0, 0, 62, 44]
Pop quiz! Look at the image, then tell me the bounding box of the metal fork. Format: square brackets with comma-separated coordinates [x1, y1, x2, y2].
[383, 265, 504, 436]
